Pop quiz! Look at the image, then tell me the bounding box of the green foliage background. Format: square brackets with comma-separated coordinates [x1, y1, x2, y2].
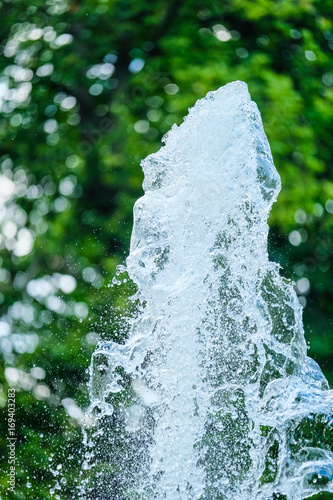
[0, 0, 332, 498]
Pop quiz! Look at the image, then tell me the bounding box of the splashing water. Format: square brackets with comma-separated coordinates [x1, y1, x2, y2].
[83, 81, 333, 499]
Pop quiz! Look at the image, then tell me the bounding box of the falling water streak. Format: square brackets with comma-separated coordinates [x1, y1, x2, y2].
[82, 81, 333, 500]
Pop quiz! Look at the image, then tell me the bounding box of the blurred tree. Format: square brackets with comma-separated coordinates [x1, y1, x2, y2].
[0, 0, 332, 498]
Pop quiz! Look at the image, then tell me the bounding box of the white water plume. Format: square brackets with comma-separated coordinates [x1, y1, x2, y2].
[84, 81, 333, 500]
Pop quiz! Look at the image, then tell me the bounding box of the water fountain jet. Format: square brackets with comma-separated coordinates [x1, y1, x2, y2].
[83, 81, 333, 500]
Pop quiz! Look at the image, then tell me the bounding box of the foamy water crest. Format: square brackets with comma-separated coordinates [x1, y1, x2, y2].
[82, 82, 333, 499]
